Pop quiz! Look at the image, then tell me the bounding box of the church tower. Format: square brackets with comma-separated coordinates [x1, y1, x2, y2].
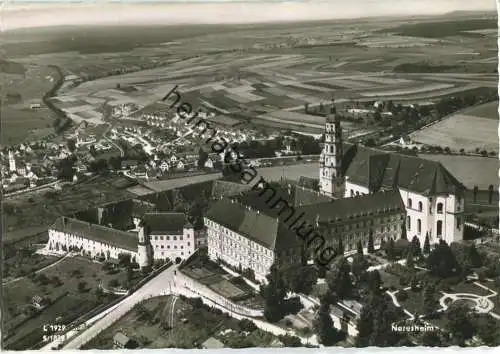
[8, 150, 16, 172]
[319, 102, 344, 198]
[137, 220, 153, 270]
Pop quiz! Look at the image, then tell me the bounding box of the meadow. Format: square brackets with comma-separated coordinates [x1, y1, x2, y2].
[411, 101, 499, 153]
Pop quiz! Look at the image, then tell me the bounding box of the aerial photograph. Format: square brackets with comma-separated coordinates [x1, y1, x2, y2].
[1, 0, 499, 350]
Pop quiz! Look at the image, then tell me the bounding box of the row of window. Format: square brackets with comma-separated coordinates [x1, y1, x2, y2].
[155, 243, 190, 249]
[407, 199, 445, 214]
[153, 234, 187, 241]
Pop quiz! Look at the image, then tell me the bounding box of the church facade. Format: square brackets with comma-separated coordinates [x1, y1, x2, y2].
[319, 108, 466, 247]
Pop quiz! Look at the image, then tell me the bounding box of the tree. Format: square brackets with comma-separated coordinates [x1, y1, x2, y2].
[197, 147, 209, 169]
[357, 240, 363, 255]
[367, 231, 375, 253]
[400, 221, 407, 240]
[474, 314, 500, 346]
[446, 302, 475, 345]
[464, 244, 482, 269]
[283, 265, 318, 295]
[351, 254, 369, 283]
[423, 233, 431, 255]
[488, 184, 494, 204]
[421, 282, 438, 316]
[406, 248, 414, 269]
[314, 301, 339, 346]
[77, 281, 87, 293]
[385, 238, 396, 260]
[410, 236, 421, 258]
[356, 292, 406, 347]
[421, 331, 445, 346]
[427, 240, 461, 278]
[126, 266, 134, 287]
[326, 257, 352, 300]
[67, 138, 76, 152]
[260, 264, 288, 322]
[473, 185, 478, 203]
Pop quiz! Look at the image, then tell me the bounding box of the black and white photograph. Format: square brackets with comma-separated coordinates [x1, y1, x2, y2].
[1, 0, 499, 350]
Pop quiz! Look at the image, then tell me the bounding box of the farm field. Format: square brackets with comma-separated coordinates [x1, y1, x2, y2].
[2, 255, 145, 350]
[411, 101, 499, 153]
[418, 154, 498, 189]
[1, 65, 60, 145]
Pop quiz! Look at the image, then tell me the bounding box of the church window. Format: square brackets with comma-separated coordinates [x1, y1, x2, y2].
[437, 203, 443, 214]
[407, 198, 412, 208]
[166, 236, 170, 240]
[407, 216, 411, 230]
[180, 236, 183, 241]
[437, 220, 443, 237]
[174, 236, 177, 240]
[457, 217, 461, 230]
[417, 219, 421, 234]
[160, 236, 164, 240]
[418, 202, 423, 212]
[161, 245, 164, 249]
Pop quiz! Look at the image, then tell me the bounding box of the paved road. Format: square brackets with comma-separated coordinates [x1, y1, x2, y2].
[43, 265, 178, 350]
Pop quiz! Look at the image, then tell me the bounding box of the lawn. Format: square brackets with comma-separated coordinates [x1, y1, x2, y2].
[411, 113, 498, 153]
[2, 255, 144, 349]
[465, 101, 498, 119]
[418, 155, 498, 190]
[83, 295, 281, 349]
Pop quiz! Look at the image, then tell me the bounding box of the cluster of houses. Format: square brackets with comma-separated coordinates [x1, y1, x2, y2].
[1, 143, 69, 193]
[122, 153, 216, 180]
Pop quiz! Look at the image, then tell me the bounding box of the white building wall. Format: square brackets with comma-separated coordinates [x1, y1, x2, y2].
[344, 181, 370, 198]
[47, 229, 138, 261]
[343, 184, 463, 247]
[205, 217, 275, 283]
[150, 228, 195, 261]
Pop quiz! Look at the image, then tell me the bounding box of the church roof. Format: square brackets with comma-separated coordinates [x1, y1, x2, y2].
[296, 189, 405, 223]
[344, 146, 465, 195]
[50, 217, 138, 251]
[142, 212, 187, 235]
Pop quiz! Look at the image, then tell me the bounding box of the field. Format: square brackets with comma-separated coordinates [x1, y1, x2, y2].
[411, 101, 499, 153]
[1, 65, 61, 145]
[2, 255, 145, 350]
[2, 14, 497, 143]
[83, 295, 279, 349]
[418, 154, 498, 189]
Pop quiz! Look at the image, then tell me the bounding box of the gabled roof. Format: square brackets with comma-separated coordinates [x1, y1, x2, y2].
[296, 189, 405, 224]
[142, 212, 187, 235]
[50, 217, 138, 251]
[202, 337, 225, 349]
[345, 146, 465, 195]
[205, 198, 300, 251]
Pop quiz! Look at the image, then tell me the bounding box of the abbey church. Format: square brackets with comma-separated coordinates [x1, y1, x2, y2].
[319, 106, 465, 247]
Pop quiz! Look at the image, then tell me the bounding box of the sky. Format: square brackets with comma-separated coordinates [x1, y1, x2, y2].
[1, 0, 497, 31]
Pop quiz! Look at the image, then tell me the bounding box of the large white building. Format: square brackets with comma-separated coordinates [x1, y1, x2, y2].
[143, 212, 206, 261]
[205, 186, 405, 283]
[319, 107, 466, 247]
[47, 212, 206, 267]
